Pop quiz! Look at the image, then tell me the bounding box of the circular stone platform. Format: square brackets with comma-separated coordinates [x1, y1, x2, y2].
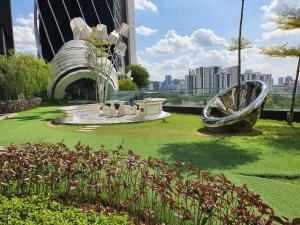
[54, 104, 171, 125]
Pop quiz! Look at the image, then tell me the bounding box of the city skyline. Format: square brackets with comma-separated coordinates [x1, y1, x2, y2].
[148, 66, 273, 92]
[9, 0, 300, 81]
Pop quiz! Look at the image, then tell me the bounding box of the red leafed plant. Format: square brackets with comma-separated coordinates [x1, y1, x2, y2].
[0, 143, 293, 225]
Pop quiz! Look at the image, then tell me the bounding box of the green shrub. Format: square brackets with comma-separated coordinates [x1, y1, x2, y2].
[125, 65, 150, 88]
[0, 54, 52, 101]
[0, 195, 130, 225]
[119, 79, 137, 91]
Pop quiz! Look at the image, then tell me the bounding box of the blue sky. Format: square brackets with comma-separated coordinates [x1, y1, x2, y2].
[11, 0, 300, 82]
[135, 0, 269, 49]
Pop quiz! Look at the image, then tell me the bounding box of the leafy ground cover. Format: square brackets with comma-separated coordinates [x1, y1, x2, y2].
[0, 195, 131, 225]
[0, 143, 289, 224]
[0, 106, 299, 219]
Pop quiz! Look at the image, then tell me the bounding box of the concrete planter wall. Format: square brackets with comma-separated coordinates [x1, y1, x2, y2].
[0, 98, 42, 114]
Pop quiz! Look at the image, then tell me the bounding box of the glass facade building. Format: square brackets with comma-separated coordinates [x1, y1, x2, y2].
[0, 0, 14, 57]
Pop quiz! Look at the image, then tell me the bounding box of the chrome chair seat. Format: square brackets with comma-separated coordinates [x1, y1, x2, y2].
[201, 80, 268, 132]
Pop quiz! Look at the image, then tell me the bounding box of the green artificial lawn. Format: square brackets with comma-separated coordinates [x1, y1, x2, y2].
[0, 106, 300, 219]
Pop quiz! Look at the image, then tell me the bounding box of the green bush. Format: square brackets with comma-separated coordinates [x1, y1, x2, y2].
[125, 65, 150, 89]
[119, 79, 137, 91]
[0, 195, 131, 225]
[0, 54, 52, 101]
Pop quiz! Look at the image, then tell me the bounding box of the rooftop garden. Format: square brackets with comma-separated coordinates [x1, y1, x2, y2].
[0, 106, 300, 223]
[0, 0, 299, 224]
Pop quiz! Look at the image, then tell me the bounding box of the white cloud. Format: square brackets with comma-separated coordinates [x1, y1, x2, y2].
[262, 29, 300, 45]
[135, 0, 158, 12]
[13, 13, 37, 54]
[191, 28, 228, 47]
[136, 26, 158, 36]
[260, 0, 300, 45]
[261, 0, 300, 19]
[145, 30, 194, 55]
[136, 1, 300, 82]
[261, 21, 277, 30]
[16, 13, 34, 29]
[138, 29, 298, 82]
[145, 29, 227, 55]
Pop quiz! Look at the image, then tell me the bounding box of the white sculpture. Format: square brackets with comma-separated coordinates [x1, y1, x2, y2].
[102, 106, 110, 116]
[114, 42, 127, 57]
[118, 104, 126, 116]
[117, 23, 129, 38]
[95, 24, 108, 40]
[124, 105, 131, 115]
[131, 105, 138, 115]
[109, 106, 116, 117]
[108, 30, 120, 43]
[70, 17, 92, 40]
[69, 18, 130, 104]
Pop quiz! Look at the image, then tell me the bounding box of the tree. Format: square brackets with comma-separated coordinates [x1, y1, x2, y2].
[125, 65, 150, 89]
[228, 37, 252, 52]
[262, 6, 300, 124]
[119, 78, 137, 91]
[227, 0, 252, 109]
[0, 54, 52, 101]
[237, 0, 245, 91]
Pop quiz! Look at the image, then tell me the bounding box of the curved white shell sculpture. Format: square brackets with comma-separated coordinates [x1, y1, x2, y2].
[48, 40, 119, 99]
[201, 80, 268, 132]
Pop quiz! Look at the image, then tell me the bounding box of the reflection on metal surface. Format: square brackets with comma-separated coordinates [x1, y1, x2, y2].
[201, 80, 268, 132]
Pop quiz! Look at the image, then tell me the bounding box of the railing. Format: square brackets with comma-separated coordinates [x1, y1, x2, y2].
[106, 86, 300, 111]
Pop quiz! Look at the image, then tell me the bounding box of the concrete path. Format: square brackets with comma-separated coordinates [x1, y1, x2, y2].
[76, 125, 100, 132]
[0, 113, 18, 121]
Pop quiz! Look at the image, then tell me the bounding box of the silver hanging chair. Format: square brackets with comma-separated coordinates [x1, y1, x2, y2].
[201, 80, 268, 132]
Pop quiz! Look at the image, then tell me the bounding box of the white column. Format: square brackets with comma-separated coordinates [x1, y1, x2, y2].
[126, 0, 137, 64]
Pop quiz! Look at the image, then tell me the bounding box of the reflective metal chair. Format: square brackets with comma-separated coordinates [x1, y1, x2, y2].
[201, 80, 268, 132]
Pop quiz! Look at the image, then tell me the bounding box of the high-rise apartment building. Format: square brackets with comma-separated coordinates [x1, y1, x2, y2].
[164, 75, 172, 89]
[185, 66, 222, 94]
[184, 66, 273, 93]
[0, 0, 14, 57]
[241, 70, 273, 87]
[148, 81, 161, 92]
[278, 77, 285, 86]
[285, 76, 293, 84]
[34, 0, 136, 64]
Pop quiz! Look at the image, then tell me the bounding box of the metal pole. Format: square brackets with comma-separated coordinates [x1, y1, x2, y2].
[61, 0, 71, 21]
[46, 0, 65, 44]
[34, 0, 55, 57]
[89, 0, 101, 23]
[105, 0, 119, 27]
[76, 0, 86, 21]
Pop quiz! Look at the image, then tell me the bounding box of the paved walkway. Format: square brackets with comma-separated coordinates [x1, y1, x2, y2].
[76, 125, 100, 132]
[0, 113, 18, 121]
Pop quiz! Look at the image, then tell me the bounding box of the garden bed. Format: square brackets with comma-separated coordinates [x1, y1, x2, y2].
[0, 97, 41, 114]
[0, 143, 293, 225]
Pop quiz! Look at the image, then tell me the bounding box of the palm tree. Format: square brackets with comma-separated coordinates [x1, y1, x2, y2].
[238, 0, 245, 91]
[228, 0, 252, 109]
[262, 7, 300, 124]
